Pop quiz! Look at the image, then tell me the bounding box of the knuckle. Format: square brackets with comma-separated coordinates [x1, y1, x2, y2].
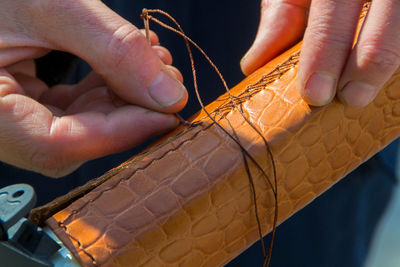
[359, 43, 400, 71]
[305, 24, 351, 51]
[105, 24, 148, 68]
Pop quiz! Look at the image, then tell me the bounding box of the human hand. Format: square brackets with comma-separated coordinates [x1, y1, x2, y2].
[241, 0, 400, 108]
[0, 0, 187, 177]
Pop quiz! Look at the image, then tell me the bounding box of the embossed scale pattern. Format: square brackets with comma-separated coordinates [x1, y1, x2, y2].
[47, 43, 400, 266]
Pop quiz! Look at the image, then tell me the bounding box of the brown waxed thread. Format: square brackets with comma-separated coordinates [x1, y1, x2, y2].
[139, 11, 278, 194]
[141, 9, 278, 266]
[220, 113, 267, 259]
[142, 9, 198, 127]
[140, 10, 275, 193]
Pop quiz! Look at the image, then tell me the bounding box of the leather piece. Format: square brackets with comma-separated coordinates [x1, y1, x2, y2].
[44, 5, 400, 266]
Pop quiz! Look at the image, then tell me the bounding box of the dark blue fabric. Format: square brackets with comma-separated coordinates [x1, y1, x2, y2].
[378, 139, 399, 180]
[0, 1, 397, 266]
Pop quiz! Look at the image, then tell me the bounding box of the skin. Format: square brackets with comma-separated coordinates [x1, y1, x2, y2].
[0, 0, 188, 177]
[241, 0, 400, 108]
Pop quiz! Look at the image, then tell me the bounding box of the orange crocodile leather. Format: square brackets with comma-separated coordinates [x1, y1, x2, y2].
[44, 9, 400, 267]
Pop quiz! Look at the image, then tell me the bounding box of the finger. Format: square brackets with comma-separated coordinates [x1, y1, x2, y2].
[0, 68, 25, 97]
[29, 0, 187, 113]
[0, 47, 50, 67]
[240, 0, 310, 75]
[153, 45, 173, 65]
[13, 73, 48, 100]
[298, 0, 364, 106]
[165, 65, 184, 83]
[50, 107, 179, 177]
[6, 60, 49, 100]
[338, 0, 400, 108]
[6, 60, 36, 77]
[40, 72, 105, 109]
[139, 29, 160, 45]
[0, 93, 179, 177]
[65, 87, 121, 115]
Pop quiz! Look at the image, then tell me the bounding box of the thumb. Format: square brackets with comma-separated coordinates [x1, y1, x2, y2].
[240, 0, 310, 76]
[30, 0, 187, 113]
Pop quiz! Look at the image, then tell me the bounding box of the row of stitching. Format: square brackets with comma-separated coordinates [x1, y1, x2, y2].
[211, 53, 300, 115]
[192, 52, 300, 123]
[58, 51, 301, 265]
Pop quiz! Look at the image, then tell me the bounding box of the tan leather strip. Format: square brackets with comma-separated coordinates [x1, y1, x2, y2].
[44, 37, 400, 265]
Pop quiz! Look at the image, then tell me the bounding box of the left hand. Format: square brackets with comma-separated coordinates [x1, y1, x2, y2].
[241, 0, 400, 108]
[0, 55, 181, 177]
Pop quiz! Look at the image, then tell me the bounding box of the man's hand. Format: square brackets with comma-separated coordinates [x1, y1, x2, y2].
[0, 0, 188, 177]
[241, 0, 400, 108]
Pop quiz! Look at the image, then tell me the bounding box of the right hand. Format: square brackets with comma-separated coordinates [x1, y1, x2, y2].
[0, 0, 188, 177]
[241, 0, 400, 108]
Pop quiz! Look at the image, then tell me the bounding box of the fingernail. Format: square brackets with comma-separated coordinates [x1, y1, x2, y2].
[302, 72, 337, 106]
[340, 81, 376, 108]
[148, 70, 186, 107]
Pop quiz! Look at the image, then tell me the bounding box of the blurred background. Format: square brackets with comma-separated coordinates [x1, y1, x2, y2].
[365, 181, 400, 267]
